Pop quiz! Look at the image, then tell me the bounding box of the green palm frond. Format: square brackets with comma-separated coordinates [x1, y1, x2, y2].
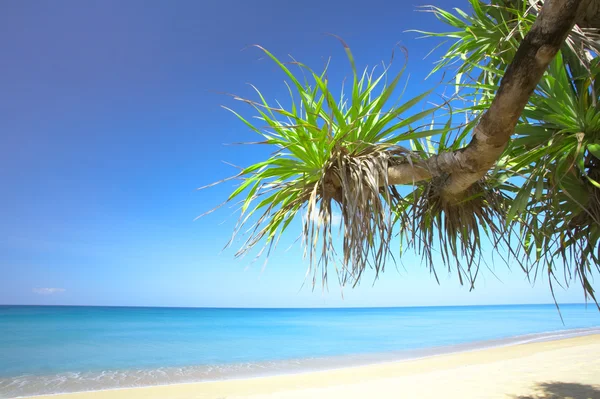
[423, 0, 600, 302]
[204, 0, 600, 301]
[414, 0, 533, 84]
[204, 44, 443, 287]
[507, 53, 600, 303]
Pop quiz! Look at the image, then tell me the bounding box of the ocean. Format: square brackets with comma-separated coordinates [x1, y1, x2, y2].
[1, 304, 599, 398]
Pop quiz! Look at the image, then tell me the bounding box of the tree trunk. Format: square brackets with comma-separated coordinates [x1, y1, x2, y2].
[387, 0, 586, 201]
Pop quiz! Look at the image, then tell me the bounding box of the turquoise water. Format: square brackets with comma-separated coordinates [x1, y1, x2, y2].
[0, 304, 599, 397]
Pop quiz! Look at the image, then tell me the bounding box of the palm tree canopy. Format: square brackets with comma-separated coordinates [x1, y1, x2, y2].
[202, 0, 600, 304]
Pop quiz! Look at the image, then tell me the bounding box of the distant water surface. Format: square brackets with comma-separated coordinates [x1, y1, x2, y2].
[0, 304, 599, 398]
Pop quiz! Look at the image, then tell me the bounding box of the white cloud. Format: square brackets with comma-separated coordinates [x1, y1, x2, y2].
[330, 213, 342, 226]
[33, 288, 66, 295]
[308, 212, 342, 227]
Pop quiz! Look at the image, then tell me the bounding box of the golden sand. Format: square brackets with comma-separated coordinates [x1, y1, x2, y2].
[34, 334, 600, 399]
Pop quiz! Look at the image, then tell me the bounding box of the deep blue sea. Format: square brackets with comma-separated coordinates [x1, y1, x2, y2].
[1, 304, 599, 397]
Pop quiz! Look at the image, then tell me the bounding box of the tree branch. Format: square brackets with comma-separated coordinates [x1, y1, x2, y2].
[388, 0, 585, 198]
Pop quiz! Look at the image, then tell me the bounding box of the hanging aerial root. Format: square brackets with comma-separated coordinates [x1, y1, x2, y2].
[303, 144, 415, 288]
[404, 177, 512, 289]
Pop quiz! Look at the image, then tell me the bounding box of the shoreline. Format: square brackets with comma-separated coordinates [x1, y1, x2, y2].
[25, 334, 600, 399]
[9, 327, 600, 399]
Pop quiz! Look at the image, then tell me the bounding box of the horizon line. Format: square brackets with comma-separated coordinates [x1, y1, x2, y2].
[0, 302, 591, 310]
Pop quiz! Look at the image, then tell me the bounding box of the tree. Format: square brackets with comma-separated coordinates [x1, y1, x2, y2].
[202, 0, 600, 304]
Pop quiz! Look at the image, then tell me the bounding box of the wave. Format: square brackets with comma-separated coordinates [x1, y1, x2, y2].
[2, 327, 599, 398]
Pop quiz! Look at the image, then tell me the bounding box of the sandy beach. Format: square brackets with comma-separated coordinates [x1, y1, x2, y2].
[31, 334, 600, 399]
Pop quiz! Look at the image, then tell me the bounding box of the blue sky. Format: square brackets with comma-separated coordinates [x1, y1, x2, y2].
[1, 0, 590, 307]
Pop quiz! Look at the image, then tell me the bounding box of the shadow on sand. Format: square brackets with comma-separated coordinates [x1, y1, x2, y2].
[511, 381, 600, 399]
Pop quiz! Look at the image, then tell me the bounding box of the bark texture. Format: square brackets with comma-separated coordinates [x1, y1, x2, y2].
[577, 0, 600, 28]
[387, 0, 585, 200]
